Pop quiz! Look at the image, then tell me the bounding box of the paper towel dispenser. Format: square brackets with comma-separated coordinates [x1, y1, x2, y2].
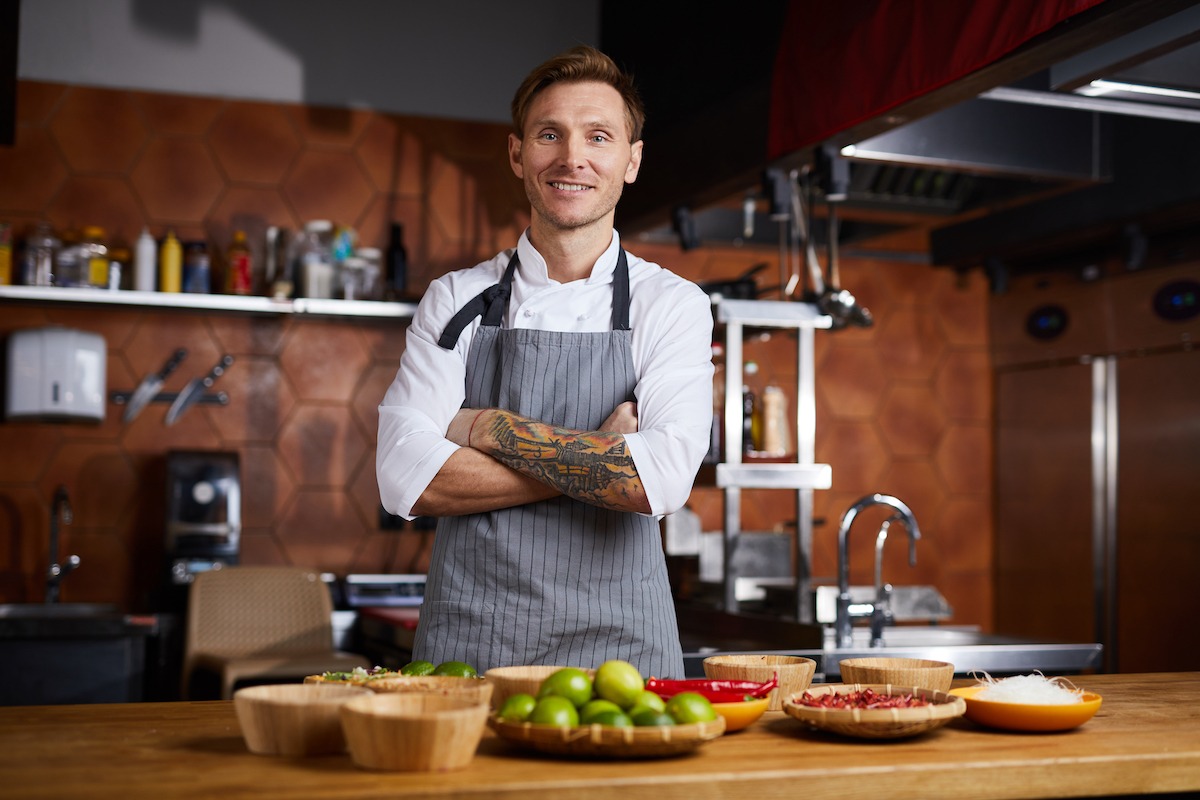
[5, 326, 107, 423]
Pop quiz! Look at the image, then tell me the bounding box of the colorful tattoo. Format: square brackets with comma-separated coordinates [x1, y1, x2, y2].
[483, 411, 647, 509]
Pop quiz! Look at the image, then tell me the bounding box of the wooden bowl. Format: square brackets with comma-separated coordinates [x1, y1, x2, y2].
[839, 657, 955, 692]
[488, 714, 725, 758]
[340, 693, 489, 771]
[783, 683, 966, 739]
[233, 683, 371, 756]
[702, 655, 816, 711]
[483, 665, 594, 711]
[367, 675, 494, 706]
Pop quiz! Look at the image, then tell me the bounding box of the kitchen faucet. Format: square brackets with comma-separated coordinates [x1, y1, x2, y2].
[46, 485, 79, 603]
[835, 493, 921, 649]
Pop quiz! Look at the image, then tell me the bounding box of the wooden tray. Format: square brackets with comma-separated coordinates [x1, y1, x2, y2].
[488, 715, 725, 758]
[783, 683, 965, 739]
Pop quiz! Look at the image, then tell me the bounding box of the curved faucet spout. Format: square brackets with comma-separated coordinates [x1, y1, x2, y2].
[835, 493, 922, 649]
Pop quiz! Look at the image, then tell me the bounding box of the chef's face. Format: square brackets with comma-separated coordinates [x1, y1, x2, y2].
[508, 80, 643, 236]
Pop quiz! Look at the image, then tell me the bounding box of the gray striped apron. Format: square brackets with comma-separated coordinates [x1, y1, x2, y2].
[412, 249, 685, 678]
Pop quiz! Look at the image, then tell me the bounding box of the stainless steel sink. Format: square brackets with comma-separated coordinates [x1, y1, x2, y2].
[0, 603, 120, 619]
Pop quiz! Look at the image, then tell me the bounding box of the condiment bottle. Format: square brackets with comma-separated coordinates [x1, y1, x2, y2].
[20, 222, 59, 286]
[760, 385, 792, 456]
[160, 230, 182, 293]
[134, 227, 157, 292]
[299, 220, 334, 299]
[226, 230, 254, 295]
[79, 226, 109, 289]
[0, 223, 12, 285]
[182, 241, 211, 293]
[742, 360, 762, 454]
[386, 222, 408, 300]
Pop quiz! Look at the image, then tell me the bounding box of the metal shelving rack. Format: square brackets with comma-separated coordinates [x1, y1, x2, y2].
[715, 298, 833, 623]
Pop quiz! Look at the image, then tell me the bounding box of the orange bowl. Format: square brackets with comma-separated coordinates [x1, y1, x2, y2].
[950, 686, 1102, 731]
[710, 697, 769, 732]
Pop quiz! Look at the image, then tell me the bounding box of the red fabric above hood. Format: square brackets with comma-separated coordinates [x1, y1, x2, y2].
[767, 0, 1107, 159]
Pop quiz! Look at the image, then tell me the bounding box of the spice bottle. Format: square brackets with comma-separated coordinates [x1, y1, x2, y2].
[742, 360, 761, 454]
[226, 230, 254, 295]
[0, 223, 11, 285]
[182, 241, 211, 293]
[760, 385, 792, 456]
[160, 230, 182, 293]
[79, 226, 109, 289]
[134, 227, 157, 292]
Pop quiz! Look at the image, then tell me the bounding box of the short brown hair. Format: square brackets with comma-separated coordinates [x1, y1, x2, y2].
[511, 45, 645, 143]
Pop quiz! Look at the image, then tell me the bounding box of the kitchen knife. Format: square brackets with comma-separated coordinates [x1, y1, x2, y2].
[123, 348, 188, 422]
[165, 354, 233, 426]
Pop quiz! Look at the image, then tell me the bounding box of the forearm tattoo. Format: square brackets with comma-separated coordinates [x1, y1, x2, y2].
[482, 411, 647, 509]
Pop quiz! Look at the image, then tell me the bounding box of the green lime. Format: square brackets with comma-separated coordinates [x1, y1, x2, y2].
[586, 709, 633, 727]
[400, 660, 436, 676]
[665, 691, 718, 724]
[529, 695, 580, 727]
[432, 660, 478, 677]
[579, 698, 623, 724]
[631, 709, 676, 727]
[497, 693, 537, 722]
[536, 667, 593, 708]
[593, 659, 644, 709]
[627, 689, 666, 717]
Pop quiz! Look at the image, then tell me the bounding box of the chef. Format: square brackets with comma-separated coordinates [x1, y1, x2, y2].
[377, 45, 713, 678]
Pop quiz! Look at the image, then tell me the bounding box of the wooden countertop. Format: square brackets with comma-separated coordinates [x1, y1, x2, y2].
[2, 672, 1198, 799]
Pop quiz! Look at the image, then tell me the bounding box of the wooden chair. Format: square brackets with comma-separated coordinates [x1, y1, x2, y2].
[181, 566, 372, 700]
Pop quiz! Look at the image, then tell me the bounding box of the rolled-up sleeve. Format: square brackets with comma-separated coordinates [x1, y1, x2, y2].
[623, 278, 714, 516]
[377, 279, 470, 519]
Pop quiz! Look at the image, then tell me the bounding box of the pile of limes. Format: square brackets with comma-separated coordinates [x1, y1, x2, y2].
[496, 660, 717, 727]
[400, 659, 478, 677]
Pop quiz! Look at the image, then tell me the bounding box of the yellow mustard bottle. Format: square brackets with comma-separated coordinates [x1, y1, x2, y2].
[160, 230, 182, 293]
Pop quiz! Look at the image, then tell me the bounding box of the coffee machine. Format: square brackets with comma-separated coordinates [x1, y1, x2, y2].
[164, 451, 241, 591]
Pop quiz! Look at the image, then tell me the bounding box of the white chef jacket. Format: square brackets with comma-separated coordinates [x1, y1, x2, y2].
[377, 231, 714, 519]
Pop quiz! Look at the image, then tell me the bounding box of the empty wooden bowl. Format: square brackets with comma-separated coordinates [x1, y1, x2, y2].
[839, 657, 955, 692]
[483, 665, 594, 711]
[340, 693, 489, 771]
[233, 683, 371, 756]
[702, 654, 816, 711]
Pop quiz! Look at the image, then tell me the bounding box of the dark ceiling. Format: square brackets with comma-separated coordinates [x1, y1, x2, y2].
[603, 0, 1200, 280]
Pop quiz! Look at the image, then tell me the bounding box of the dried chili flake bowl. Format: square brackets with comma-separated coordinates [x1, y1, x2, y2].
[783, 683, 965, 739]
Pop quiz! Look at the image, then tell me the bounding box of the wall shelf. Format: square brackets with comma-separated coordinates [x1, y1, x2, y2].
[0, 286, 418, 320]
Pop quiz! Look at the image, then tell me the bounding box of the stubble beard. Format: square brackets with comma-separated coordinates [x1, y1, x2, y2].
[525, 176, 625, 234]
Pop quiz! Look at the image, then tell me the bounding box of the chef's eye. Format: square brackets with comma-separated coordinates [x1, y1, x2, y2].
[538, 132, 559, 141]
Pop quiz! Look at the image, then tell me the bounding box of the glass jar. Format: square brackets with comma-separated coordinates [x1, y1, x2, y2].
[78, 226, 109, 289]
[20, 222, 59, 286]
[182, 241, 211, 293]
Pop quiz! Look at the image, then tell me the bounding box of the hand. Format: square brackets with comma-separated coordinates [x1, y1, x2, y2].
[447, 407, 484, 448]
[600, 401, 639, 434]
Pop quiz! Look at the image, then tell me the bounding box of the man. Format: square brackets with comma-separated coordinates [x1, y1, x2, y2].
[377, 45, 713, 678]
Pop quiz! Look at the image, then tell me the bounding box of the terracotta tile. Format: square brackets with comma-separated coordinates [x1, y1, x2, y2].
[133, 91, 224, 136]
[45, 175, 146, 245]
[820, 419, 889, 490]
[205, 185, 299, 260]
[282, 149, 374, 225]
[39, 441, 137, 528]
[276, 488, 366, 572]
[356, 115, 427, 196]
[279, 320, 370, 403]
[49, 86, 148, 174]
[238, 529, 290, 565]
[356, 317, 408, 364]
[412, 116, 509, 163]
[286, 104, 372, 149]
[207, 101, 301, 185]
[935, 424, 991, 495]
[16, 80, 66, 125]
[934, 268, 988, 347]
[348, 453, 384, 536]
[354, 193, 424, 263]
[816, 344, 887, 419]
[938, 496, 993, 573]
[274, 402, 342, 484]
[347, 530, 427, 575]
[934, 349, 992, 422]
[0, 426, 59, 485]
[56, 530, 135, 608]
[207, 355, 295, 444]
[937, 569, 993, 630]
[876, 306, 946, 381]
[240, 445, 296, 530]
[875, 460, 948, 538]
[276, 404, 370, 488]
[0, 486, 48, 602]
[877, 384, 945, 458]
[351, 360, 403, 437]
[207, 313, 288, 357]
[130, 137, 224, 225]
[122, 315, 222, 389]
[0, 125, 69, 214]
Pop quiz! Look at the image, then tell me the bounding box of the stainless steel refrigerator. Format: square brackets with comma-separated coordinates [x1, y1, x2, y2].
[991, 260, 1199, 673]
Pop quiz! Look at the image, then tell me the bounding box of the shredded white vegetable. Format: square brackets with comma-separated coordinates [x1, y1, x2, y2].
[971, 671, 1084, 705]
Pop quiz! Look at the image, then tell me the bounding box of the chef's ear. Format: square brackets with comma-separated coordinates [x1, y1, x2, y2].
[625, 140, 643, 184]
[508, 133, 523, 178]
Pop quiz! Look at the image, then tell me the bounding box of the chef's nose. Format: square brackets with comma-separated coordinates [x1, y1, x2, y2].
[560, 134, 587, 168]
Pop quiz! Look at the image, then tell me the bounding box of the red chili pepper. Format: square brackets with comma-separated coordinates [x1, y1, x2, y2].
[794, 688, 930, 709]
[645, 675, 779, 701]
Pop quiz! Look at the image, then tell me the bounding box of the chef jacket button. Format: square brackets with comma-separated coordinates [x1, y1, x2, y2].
[577, 314, 588, 320]
[524, 309, 535, 317]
